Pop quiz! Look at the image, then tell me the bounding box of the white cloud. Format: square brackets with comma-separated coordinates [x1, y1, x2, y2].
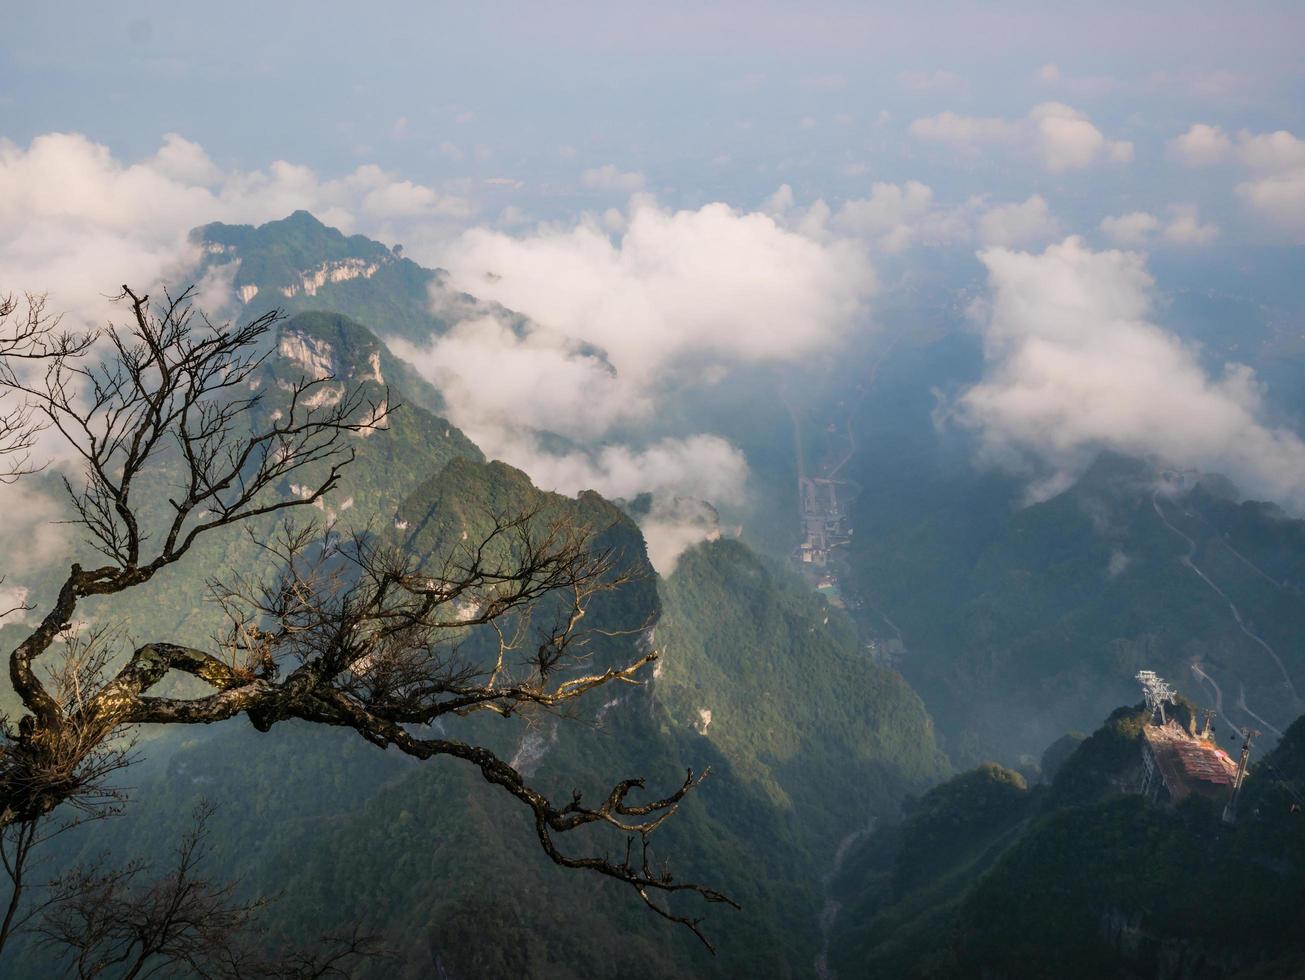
[1232, 130, 1305, 237]
[1162, 203, 1219, 245]
[1100, 205, 1217, 246]
[1034, 64, 1121, 98]
[460, 430, 750, 574]
[361, 175, 473, 219]
[1238, 133, 1305, 236]
[763, 184, 796, 215]
[1100, 211, 1161, 246]
[580, 164, 646, 193]
[0, 479, 72, 584]
[830, 181, 938, 252]
[909, 111, 1018, 146]
[766, 182, 1064, 254]
[910, 103, 1131, 172]
[636, 496, 724, 576]
[497, 205, 531, 227]
[150, 132, 224, 185]
[1237, 130, 1305, 173]
[1169, 124, 1305, 174]
[897, 70, 968, 95]
[390, 315, 642, 442]
[1029, 102, 1132, 171]
[1237, 170, 1305, 236]
[390, 196, 871, 569]
[0, 132, 474, 328]
[1168, 123, 1233, 166]
[977, 195, 1060, 247]
[1170, 124, 1305, 237]
[804, 184, 1057, 253]
[958, 237, 1305, 507]
[518, 435, 749, 504]
[0, 131, 869, 574]
[440, 197, 871, 375]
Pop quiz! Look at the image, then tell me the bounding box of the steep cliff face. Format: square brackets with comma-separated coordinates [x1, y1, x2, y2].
[277, 256, 384, 298]
[246, 310, 482, 525]
[192, 210, 511, 345]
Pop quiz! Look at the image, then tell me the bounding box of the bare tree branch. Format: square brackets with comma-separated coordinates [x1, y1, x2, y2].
[0, 291, 94, 484]
[0, 285, 731, 953]
[34, 802, 387, 979]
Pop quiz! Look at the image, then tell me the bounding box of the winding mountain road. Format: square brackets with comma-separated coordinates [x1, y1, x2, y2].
[1154, 490, 1297, 734]
[1152, 491, 1299, 703]
[1237, 683, 1285, 739]
[1190, 661, 1234, 730]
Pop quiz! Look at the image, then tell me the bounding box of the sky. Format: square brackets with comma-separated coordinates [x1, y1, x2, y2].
[3, 1, 1305, 572]
[5, 1, 1304, 234]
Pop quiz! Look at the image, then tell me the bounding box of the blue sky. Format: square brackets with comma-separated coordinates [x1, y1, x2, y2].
[6, 1, 1304, 228]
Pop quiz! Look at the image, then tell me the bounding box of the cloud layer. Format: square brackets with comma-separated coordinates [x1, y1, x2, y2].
[440, 198, 871, 375]
[768, 181, 1061, 253]
[1168, 124, 1305, 237]
[0, 133, 878, 574]
[1099, 204, 1218, 246]
[959, 237, 1305, 506]
[910, 103, 1133, 172]
[392, 196, 874, 567]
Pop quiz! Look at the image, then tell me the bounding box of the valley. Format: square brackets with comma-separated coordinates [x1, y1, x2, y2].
[2, 211, 1304, 979]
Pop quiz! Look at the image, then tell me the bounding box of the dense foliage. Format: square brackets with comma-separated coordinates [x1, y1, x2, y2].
[827, 707, 1305, 978]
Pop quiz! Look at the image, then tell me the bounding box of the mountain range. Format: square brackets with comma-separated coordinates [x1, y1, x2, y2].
[2, 212, 1302, 978]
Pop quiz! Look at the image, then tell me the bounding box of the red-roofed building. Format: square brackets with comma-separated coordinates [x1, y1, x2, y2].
[1139, 719, 1240, 805]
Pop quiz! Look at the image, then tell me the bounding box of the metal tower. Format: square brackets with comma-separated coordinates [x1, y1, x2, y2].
[1136, 670, 1176, 725]
[1222, 728, 1259, 824]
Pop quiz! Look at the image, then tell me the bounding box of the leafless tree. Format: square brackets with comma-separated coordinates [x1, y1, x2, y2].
[0, 292, 94, 483]
[36, 802, 387, 979]
[0, 285, 732, 959]
[0, 292, 96, 624]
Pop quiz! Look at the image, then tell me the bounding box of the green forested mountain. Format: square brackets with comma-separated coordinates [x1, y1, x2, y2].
[3, 457, 949, 978]
[0, 276, 950, 978]
[0, 308, 481, 686]
[196, 211, 465, 344]
[656, 539, 949, 861]
[9, 210, 1303, 979]
[194, 210, 531, 349]
[827, 704, 1305, 979]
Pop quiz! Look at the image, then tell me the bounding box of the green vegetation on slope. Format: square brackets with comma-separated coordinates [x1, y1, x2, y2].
[0, 309, 481, 676]
[656, 539, 950, 863]
[828, 706, 1305, 979]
